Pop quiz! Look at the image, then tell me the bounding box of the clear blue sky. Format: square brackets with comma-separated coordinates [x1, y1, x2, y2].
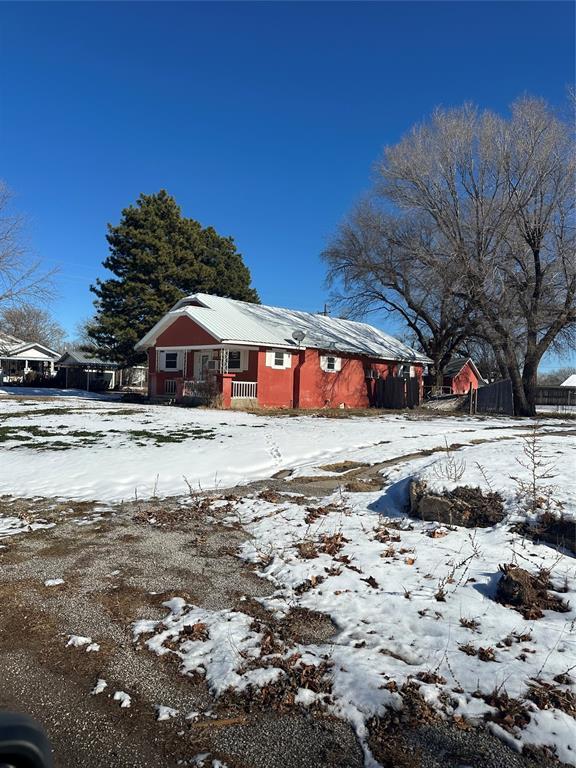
[1, 1, 574, 367]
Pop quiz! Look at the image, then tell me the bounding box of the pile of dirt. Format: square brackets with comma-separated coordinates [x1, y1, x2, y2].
[495, 564, 570, 620]
[409, 481, 505, 528]
[512, 512, 575, 556]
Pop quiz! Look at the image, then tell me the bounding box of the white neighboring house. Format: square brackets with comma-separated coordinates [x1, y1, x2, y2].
[0, 333, 60, 383]
[560, 374, 576, 388]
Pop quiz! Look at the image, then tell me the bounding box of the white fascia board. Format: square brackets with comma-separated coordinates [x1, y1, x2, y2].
[10, 343, 60, 359]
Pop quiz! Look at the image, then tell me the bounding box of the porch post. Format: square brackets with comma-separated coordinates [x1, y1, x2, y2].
[217, 373, 234, 409]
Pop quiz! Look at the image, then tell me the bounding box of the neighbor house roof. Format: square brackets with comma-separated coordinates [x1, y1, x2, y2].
[57, 350, 118, 368]
[136, 293, 432, 364]
[443, 357, 486, 382]
[560, 374, 576, 388]
[0, 332, 60, 360]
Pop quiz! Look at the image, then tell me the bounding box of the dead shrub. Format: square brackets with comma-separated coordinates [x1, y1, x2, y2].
[319, 532, 348, 556]
[481, 689, 531, 731]
[181, 622, 209, 642]
[296, 540, 318, 559]
[374, 527, 401, 544]
[495, 563, 570, 619]
[527, 680, 576, 718]
[459, 617, 481, 632]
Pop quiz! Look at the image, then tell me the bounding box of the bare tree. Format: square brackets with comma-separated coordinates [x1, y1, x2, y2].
[0, 304, 66, 350]
[0, 182, 55, 308]
[323, 201, 475, 386]
[326, 97, 575, 415]
[538, 366, 576, 386]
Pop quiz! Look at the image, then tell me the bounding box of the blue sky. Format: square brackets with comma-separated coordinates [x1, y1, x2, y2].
[0, 1, 574, 367]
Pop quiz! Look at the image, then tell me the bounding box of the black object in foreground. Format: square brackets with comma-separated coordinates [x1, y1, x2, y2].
[0, 712, 53, 768]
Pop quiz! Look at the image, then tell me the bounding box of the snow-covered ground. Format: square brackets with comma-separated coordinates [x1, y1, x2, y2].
[1, 391, 575, 765]
[0, 392, 572, 502]
[0, 386, 121, 400]
[134, 431, 576, 766]
[227, 486, 576, 765]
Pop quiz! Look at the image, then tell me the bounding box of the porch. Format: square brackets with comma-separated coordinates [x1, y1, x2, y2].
[152, 346, 260, 406]
[0, 357, 55, 384]
[179, 376, 258, 407]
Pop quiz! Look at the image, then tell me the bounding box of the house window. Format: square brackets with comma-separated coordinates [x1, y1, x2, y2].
[164, 352, 178, 370]
[228, 351, 241, 370]
[398, 364, 415, 378]
[266, 349, 289, 369]
[320, 355, 341, 373]
[165, 379, 176, 395]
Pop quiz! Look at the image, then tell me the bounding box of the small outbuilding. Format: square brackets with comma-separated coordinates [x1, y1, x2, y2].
[56, 350, 119, 391]
[442, 357, 486, 395]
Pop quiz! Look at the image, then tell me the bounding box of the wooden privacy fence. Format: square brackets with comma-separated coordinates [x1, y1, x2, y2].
[535, 386, 576, 408]
[470, 379, 514, 415]
[373, 376, 420, 409]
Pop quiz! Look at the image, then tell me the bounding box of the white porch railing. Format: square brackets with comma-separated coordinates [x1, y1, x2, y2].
[232, 380, 257, 399]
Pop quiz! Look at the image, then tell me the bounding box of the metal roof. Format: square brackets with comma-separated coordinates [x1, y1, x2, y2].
[138, 293, 432, 364]
[57, 350, 118, 368]
[443, 357, 486, 382]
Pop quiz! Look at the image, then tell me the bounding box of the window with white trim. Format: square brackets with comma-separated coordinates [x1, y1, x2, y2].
[165, 379, 176, 395]
[158, 350, 182, 371]
[397, 364, 416, 378]
[265, 349, 291, 369]
[228, 350, 242, 370]
[320, 355, 341, 373]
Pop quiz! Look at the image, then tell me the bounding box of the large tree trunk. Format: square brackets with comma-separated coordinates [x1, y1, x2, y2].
[520, 359, 539, 417]
[505, 358, 532, 417]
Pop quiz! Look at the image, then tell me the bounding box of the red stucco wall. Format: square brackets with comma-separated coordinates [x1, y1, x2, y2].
[256, 349, 298, 407]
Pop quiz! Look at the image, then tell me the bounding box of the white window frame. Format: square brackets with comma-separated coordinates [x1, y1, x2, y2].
[158, 349, 183, 372]
[228, 350, 243, 371]
[320, 354, 341, 373]
[224, 348, 249, 373]
[398, 364, 416, 378]
[265, 349, 291, 370]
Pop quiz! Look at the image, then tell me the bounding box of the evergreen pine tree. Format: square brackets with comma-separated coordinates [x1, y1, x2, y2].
[88, 190, 259, 365]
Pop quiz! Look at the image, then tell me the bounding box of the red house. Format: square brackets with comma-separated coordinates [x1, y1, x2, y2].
[135, 294, 432, 409]
[443, 357, 486, 395]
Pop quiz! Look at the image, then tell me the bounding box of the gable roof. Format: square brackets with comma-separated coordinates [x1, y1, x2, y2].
[0, 332, 60, 360]
[136, 293, 432, 364]
[57, 350, 118, 368]
[561, 374, 576, 387]
[444, 357, 486, 382]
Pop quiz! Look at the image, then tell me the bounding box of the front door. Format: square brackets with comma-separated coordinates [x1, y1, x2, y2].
[194, 352, 211, 381]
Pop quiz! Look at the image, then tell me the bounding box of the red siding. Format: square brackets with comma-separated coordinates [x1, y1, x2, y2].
[156, 316, 218, 347]
[445, 362, 479, 395]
